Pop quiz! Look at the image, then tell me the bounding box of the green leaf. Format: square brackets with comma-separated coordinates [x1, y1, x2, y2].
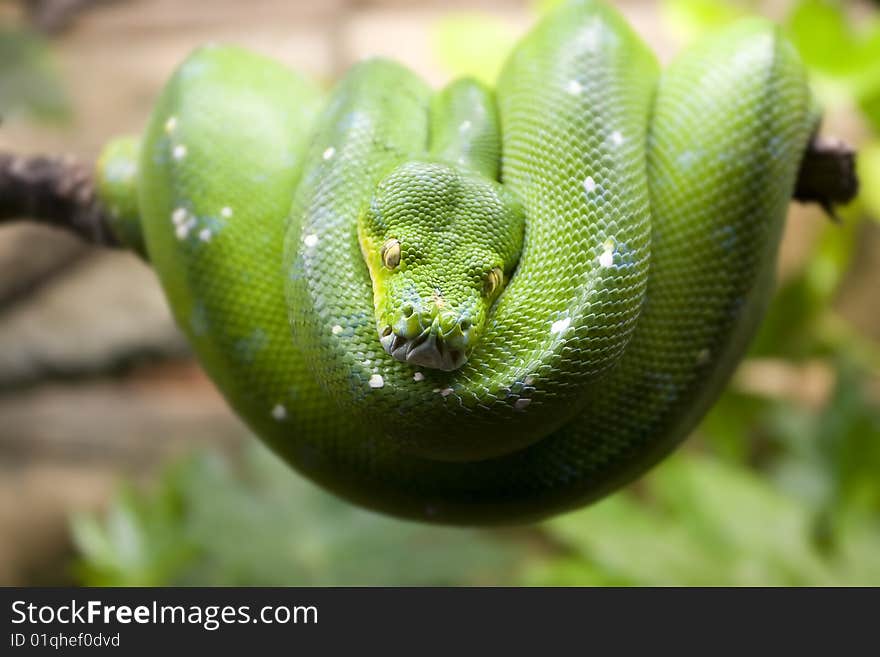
[787, 0, 880, 74]
[784, 0, 880, 119]
[69, 481, 196, 586]
[786, 0, 860, 76]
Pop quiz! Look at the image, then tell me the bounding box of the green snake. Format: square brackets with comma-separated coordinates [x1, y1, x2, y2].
[95, 0, 816, 524]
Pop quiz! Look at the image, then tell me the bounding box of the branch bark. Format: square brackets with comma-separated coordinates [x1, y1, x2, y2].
[0, 152, 120, 247]
[0, 134, 861, 250]
[793, 135, 858, 219]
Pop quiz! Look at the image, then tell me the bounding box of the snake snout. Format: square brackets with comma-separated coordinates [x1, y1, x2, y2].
[379, 310, 472, 372]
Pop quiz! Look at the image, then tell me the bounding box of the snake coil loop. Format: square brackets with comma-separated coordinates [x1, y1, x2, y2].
[98, 0, 816, 523]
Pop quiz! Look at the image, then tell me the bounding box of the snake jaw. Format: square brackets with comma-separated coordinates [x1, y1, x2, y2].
[379, 321, 470, 371]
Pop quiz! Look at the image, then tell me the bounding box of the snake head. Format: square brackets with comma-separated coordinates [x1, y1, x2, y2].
[358, 160, 524, 371]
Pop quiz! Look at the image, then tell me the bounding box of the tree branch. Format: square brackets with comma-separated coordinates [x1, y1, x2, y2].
[0, 134, 861, 250]
[0, 152, 120, 247]
[793, 135, 858, 219]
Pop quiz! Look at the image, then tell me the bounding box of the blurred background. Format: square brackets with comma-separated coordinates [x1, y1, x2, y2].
[0, 0, 878, 586]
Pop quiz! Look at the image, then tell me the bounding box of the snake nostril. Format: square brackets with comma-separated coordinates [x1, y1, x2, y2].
[381, 325, 393, 337]
[402, 304, 414, 318]
[459, 318, 471, 332]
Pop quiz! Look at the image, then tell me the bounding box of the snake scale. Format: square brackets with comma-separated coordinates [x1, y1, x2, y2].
[95, 0, 816, 524]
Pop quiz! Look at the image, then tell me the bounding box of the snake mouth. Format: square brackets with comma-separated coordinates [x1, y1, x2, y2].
[380, 329, 467, 371]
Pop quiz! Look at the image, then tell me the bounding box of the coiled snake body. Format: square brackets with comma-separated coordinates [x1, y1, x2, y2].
[97, 0, 815, 523]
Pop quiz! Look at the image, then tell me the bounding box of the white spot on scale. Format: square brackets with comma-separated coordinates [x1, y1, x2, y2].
[105, 159, 136, 184]
[413, 372, 425, 382]
[459, 120, 472, 132]
[172, 207, 188, 225]
[304, 234, 319, 247]
[551, 317, 571, 335]
[198, 228, 212, 242]
[172, 144, 187, 161]
[523, 375, 535, 386]
[331, 325, 343, 335]
[609, 131, 624, 146]
[271, 404, 287, 421]
[369, 374, 384, 389]
[439, 387, 454, 397]
[164, 116, 177, 133]
[175, 224, 190, 240]
[599, 239, 615, 268]
[514, 398, 532, 410]
[566, 80, 583, 95]
[220, 206, 233, 218]
[322, 147, 335, 161]
[583, 176, 597, 194]
[578, 18, 602, 52]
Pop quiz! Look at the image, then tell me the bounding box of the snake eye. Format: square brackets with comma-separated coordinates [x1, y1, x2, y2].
[381, 239, 401, 269]
[483, 267, 503, 297]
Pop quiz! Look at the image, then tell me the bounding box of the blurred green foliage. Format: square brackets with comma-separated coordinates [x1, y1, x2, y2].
[71, 0, 879, 586]
[525, 455, 880, 585]
[661, 0, 750, 44]
[786, 0, 880, 131]
[432, 13, 517, 85]
[0, 27, 70, 121]
[71, 444, 526, 586]
[861, 142, 880, 220]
